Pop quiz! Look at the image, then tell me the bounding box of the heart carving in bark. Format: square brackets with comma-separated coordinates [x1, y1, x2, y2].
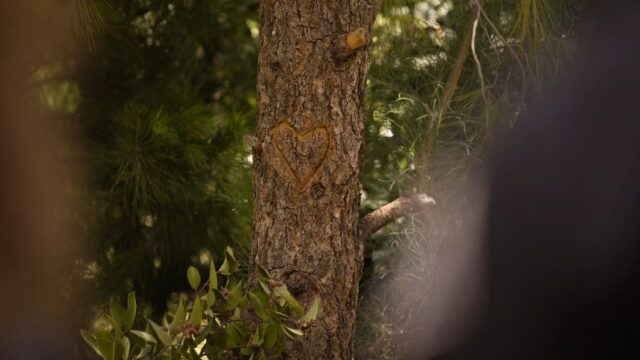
[272, 121, 330, 186]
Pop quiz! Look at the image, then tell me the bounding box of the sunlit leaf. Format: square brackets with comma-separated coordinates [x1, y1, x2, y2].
[120, 336, 130, 360]
[274, 286, 304, 318]
[148, 320, 172, 347]
[191, 296, 203, 325]
[218, 247, 238, 275]
[81, 330, 115, 360]
[281, 325, 303, 340]
[109, 301, 126, 331]
[187, 266, 201, 290]
[218, 257, 230, 276]
[209, 259, 218, 290]
[107, 316, 124, 338]
[299, 297, 321, 324]
[169, 298, 186, 330]
[130, 330, 156, 344]
[206, 289, 216, 307]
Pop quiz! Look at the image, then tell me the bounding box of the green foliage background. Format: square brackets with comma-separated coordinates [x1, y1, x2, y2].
[42, 0, 260, 310]
[38, 0, 583, 358]
[358, 0, 581, 357]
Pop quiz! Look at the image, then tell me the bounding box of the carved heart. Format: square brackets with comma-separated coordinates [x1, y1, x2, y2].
[272, 122, 330, 186]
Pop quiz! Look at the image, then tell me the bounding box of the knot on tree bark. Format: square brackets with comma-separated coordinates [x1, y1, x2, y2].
[284, 270, 309, 295]
[243, 135, 263, 155]
[332, 27, 369, 63]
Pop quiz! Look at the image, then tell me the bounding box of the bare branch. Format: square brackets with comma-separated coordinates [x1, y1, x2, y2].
[472, 0, 491, 131]
[440, 18, 474, 114]
[359, 194, 436, 243]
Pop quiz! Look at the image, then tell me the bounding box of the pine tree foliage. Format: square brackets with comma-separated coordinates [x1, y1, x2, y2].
[358, 0, 583, 357]
[41, 0, 260, 310]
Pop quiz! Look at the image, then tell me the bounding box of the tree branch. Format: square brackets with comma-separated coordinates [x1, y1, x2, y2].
[419, 5, 481, 186]
[471, 0, 491, 131]
[359, 194, 436, 243]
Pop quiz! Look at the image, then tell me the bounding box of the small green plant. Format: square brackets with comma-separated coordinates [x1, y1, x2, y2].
[82, 247, 320, 359]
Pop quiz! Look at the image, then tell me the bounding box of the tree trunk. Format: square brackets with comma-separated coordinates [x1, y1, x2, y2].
[249, 1, 380, 358]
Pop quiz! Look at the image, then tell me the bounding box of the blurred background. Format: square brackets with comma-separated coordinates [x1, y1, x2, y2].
[1, 0, 583, 358]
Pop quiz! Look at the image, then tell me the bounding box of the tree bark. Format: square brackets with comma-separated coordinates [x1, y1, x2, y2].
[250, 1, 380, 358]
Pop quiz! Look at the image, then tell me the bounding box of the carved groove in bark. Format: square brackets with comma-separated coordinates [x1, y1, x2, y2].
[251, 1, 381, 358]
[272, 121, 331, 187]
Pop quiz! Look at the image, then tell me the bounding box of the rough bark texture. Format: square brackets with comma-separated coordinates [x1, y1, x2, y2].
[250, 1, 380, 358]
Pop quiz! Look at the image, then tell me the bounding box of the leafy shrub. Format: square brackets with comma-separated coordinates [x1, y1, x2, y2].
[81, 247, 320, 360]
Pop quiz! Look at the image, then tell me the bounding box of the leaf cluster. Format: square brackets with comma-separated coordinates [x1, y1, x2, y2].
[82, 247, 320, 360]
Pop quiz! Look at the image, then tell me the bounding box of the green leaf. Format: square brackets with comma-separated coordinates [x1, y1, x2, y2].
[109, 301, 126, 331]
[230, 307, 241, 321]
[256, 264, 270, 280]
[218, 247, 237, 275]
[209, 259, 218, 290]
[226, 247, 237, 262]
[81, 330, 115, 360]
[239, 293, 249, 308]
[134, 344, 152, 359]
[249, 291, 269, 320]
[262, 323, 279, 349]
[120, 336, 130, 360]
[281, 325, 303, 340]
[124, 291, 137, 330]
[258, 280, 271, 296]
[194, 321, 213, 345]
[130, 330, 156, 344]
[191, 296, 203, 325]
[299, 297, 320, 323]
[267, 308, 290, 321]
[225, 323, 241, 347]
[250, 326, 264, 347]
[107, 316, 124, 338]
[224, 281, 244, 310]
[218, 257, 230, 276]
[189, 347, 200, 359]
[148, 320, 172, 347]
[274, 286, 304, 318]
[169, 298, 186, 330]
[187, 266, 201, 290]
[205, 289, 216, 307]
